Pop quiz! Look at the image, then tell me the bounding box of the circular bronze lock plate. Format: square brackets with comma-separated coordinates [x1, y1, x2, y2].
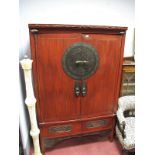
[62, 42, 99, 80]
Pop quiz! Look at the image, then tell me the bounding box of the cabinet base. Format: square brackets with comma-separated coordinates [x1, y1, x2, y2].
[39, 115, 116, 154]
[40, 129, 113, 154]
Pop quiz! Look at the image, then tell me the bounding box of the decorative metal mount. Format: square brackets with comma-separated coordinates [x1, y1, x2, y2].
[49, 125, 72, 133]
[74, 81, 81, 96]
[81, 81, 87, 96]
[74, 81, 87, 97]
[86, 120, 108, 128]
[62, 42, 99, 80]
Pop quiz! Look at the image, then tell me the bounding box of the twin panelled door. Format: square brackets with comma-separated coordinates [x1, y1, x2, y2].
[35, 33, 121, 121]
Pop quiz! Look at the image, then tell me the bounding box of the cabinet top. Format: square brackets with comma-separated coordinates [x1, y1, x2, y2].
[28, 24, 128, 32]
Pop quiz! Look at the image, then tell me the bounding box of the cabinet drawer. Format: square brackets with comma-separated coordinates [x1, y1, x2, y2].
[41, 122, 81, 138]
[82, 117, 113, 134]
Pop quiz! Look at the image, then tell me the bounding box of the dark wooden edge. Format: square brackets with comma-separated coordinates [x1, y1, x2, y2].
[123, 56, 135, 66]
[124, 56, 134, 61]
[28, 24, 128, 32]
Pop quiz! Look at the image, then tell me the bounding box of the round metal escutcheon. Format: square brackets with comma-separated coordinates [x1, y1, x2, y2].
[62, 42, 99, 80]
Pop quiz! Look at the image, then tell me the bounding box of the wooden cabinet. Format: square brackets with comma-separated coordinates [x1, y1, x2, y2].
[29, 24, 127, 153]
[120, 58, 135, 96]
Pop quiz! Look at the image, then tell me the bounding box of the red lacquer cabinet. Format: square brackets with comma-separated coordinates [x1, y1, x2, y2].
[29, 24, 127, 153]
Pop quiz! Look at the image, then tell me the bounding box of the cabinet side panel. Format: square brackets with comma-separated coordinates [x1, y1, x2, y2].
[113, 34, 126, 112]
[29, 31, 43, 122]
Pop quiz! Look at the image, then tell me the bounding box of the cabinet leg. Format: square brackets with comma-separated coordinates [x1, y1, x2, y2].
[109, 132, 114, 142]
[109, 117, 116, 142]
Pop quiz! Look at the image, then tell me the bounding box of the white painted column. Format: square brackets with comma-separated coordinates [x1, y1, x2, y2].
[20, 57, 42, 155]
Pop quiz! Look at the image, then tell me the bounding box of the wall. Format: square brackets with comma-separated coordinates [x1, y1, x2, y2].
[20, 0, 135, 58]
[19, 0, 135, 154]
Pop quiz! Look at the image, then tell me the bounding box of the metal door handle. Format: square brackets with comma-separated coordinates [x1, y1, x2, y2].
[75, 60, 89, 65]
[81, 82, 87, 96]
[74, 82, 87, 97]
[74, 82, 80, 96]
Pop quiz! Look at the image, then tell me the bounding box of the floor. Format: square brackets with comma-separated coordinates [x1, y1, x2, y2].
[30, 135, 122, 155]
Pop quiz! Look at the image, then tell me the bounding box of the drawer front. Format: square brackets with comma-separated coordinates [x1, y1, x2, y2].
[41, 122, 81, 138]
[82, 117, 114, 134]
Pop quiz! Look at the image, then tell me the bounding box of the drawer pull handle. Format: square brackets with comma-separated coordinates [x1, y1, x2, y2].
[49, 125, 72, 133]
[86, 120, 108, 128]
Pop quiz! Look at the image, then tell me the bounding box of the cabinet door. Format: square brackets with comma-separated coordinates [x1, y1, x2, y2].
[35, 33, 81, 122]
[81, 34, 123, 117]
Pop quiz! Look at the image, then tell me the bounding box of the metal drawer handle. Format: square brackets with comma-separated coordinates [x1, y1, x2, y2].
[49, 125, 72, 133]
[86, 120, 108, 128]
